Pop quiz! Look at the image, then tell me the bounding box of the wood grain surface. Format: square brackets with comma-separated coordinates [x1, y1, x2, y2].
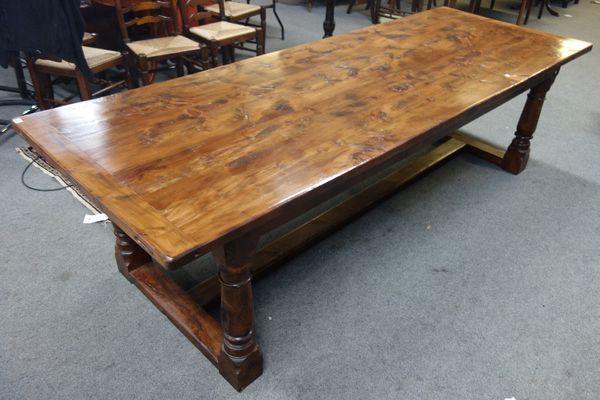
[14, 8, 591, 268]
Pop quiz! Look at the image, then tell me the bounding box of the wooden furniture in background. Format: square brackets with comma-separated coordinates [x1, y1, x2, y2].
[466, 0, 556, 25]
[27, 46, 129, 109]
[367, 0, 424, 23]
[113, 0, 208, 85]
[179, 0, 264, 66]
[204, 0, 266, 51]
[82, 1, 123, 50]
[14, 8, 591, 391]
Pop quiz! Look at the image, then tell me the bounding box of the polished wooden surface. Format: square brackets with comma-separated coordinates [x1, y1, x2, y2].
[14, 7, 592, 391]
[188, 136, 469, 308]
[14, 8, 591, 270]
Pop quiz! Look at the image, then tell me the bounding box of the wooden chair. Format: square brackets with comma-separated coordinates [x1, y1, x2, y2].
[348, 0, 425, 19]
[27, 46, 130, 109]
[203, 0, 266, 49]
[368, 0, 416, 24]
[113, 0, 209, 86]
[179, 0, 264, 66]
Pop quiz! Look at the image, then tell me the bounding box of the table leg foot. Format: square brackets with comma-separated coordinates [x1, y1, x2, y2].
[213, 235, 263, 391]
[218, 343, 263, 391]
[501, 70, 558, 174]
[113, 224, 150, 283]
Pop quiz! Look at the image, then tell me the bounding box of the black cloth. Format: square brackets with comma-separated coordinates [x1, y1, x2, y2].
[0, 0, 91, 78]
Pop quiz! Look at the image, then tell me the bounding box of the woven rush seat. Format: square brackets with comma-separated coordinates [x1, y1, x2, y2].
[190, 21, 256, 41]
[205, 1, 261, 17]
[35, 46, 122, 71]
[126, 35, 201, 58]
[82, 32, 96, 45]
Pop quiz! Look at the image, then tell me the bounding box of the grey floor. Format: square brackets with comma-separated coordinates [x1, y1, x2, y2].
[1, 1, 599, 399]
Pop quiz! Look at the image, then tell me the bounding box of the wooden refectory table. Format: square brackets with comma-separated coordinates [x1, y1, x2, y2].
[13, 8, 591, 391]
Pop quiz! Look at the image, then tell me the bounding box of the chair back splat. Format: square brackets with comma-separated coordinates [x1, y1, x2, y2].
[182, 0, 227, 22]
[114, 0, 181, 43]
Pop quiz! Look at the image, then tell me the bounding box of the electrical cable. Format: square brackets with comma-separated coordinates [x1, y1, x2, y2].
[21, 156, 73, 192]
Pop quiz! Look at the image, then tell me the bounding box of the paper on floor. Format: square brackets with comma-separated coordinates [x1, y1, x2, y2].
[83, 213, 109, 224]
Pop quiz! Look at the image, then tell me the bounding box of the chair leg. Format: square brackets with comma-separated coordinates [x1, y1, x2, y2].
[221, 47, 230, 65]
[122, 52, 140, 88]
[411, 0, 422, 12]
[209, 43, 219, 68]
[141, 70, 151, 86]
[139, 55, 151, 86]
[516, 0, 530, 24]
[11, 54, 30, 99]
[260, 8, 267, 53]
[256, 28, 265, 56]
[184, 50, 209, 73]
[122, 56, 135, 90]
[175, 58, 185, 77]
[75, 72, 92, 101]
[524, 0, 533, 23]
[490, 0, 496, 8]
[200, 47, 211, 70]
[27, 61, 53, 110]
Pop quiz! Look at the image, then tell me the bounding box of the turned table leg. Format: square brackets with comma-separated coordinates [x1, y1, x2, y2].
[212, 235, 263, 391]
[502, 69, 559, 174]
[113, 224, 151, 283]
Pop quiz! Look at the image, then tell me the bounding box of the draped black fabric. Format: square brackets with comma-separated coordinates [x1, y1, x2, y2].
[0, 0, 91, 78]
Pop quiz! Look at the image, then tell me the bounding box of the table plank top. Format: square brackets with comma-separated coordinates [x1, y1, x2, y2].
[14, 7, 591, 267]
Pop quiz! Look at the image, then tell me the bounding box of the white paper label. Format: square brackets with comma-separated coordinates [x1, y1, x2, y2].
[83, 213, 109, 224]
